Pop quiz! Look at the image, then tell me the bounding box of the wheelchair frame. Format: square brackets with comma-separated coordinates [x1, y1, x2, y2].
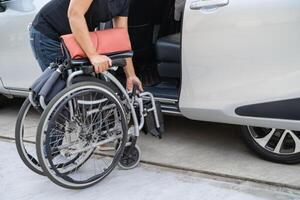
[29, 52, 161, 146]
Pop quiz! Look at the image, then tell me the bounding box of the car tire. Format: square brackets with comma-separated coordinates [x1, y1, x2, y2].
[241, 126, 300, 164]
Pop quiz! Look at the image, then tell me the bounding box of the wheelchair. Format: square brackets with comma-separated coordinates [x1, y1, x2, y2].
[15, 51, 164, 189]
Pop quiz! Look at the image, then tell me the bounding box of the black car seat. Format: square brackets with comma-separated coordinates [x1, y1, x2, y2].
[145, 33, 181, 100]
[128, 0, 180, 65]
[156, 33, 181, 78]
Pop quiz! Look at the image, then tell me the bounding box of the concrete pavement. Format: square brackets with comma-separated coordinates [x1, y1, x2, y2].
[1, 140, 300, 200]
[1, 98, 300, 190]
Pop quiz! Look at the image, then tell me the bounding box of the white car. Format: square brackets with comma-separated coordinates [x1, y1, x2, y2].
[1, 0, 300, 164]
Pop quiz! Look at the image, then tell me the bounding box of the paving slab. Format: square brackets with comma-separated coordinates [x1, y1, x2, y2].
[1, 98, 300, 189]
[0, 140, 300, 200]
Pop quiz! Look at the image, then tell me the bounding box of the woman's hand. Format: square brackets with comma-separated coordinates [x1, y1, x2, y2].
[126, 75, 143, 92]
[89, 54, 112, 73]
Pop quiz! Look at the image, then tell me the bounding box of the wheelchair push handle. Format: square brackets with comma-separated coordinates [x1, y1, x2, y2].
[81, 58, 127, 74]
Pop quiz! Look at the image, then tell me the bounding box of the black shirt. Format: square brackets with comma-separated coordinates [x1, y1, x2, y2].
[32, 0, 129, 41]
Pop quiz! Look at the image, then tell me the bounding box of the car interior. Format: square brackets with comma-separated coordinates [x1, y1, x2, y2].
[127, 0, 182, 114]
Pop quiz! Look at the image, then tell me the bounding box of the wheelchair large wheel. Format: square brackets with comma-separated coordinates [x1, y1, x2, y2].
[36, 81, 128, 189]
[15, 98, 43, 175]
[15, 98, 93, 176]
[15, 76, 104, 176]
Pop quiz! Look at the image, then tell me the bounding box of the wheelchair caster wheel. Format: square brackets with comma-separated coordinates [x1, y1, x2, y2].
[118, 144, 141, 170]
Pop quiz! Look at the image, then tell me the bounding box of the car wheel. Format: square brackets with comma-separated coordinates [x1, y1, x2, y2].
[241, 126, 300, 164]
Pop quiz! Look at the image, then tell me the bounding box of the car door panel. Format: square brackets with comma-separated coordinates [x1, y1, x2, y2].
[0, 0, 49, 90]
[180, 0, 300, 130]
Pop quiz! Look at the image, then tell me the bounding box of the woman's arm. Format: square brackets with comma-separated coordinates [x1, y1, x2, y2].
[113, 16, 143, 91]
[68, 0, 112, 73]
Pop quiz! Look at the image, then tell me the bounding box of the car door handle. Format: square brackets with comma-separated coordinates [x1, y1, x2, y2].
[190, 0, 229, 10]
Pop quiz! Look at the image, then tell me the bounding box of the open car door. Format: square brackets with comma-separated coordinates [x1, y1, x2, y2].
[180, 0, 300, 130]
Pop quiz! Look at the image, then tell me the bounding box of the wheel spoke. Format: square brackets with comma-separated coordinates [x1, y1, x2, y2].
[274, 130, 288, 153]
[288, 131, 300, 153]
[254, 128, 276, 147]
[37, 83, 129, 188]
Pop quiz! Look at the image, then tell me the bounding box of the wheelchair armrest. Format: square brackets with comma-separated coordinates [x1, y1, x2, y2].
[108, 51, 134, 60]
[70, 51, 134, 66]
[70, 59, 90, 66]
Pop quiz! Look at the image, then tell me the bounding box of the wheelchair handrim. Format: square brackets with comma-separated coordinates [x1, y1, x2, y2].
[37, 83, 128, 188]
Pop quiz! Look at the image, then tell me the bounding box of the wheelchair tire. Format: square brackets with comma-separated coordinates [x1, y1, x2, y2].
[36, 81, 128, 189]
[15, 76, 107, 176]
[118, 144, 141, 170]
[15, 98, 44, 175]
[15, 97, 94, 176]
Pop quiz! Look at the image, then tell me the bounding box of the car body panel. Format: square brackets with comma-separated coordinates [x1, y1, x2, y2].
[0, 0, 47, 91]
[2, 0, 300, 131]
[180, 0, 300, 130]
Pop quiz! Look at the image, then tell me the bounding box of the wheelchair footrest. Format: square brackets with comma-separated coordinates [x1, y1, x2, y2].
[143, 101, 165, 138]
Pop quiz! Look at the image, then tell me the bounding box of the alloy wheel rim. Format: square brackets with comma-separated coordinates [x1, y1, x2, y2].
[248, 126, 300, 155]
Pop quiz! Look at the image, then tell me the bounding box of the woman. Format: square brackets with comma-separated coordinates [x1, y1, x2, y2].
[29, 0, 142, 91]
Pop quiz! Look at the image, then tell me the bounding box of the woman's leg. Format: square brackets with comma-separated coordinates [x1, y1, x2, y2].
[29, 26, 64, 71]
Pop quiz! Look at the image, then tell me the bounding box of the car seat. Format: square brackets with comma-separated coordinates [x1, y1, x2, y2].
[156, 33, 181, 78]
